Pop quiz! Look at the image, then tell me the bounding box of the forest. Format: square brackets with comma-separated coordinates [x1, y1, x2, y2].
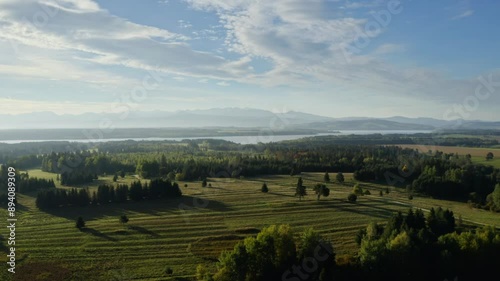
[1, 133, 500, 210]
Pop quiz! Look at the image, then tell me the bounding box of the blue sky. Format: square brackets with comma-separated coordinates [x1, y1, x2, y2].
[0, 0, 499, 120]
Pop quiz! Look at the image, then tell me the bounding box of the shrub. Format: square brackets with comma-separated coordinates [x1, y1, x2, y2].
[76, 217, 85, 229]
[261, 183, 269, 193]
[364, 190, 371, 195]
[120, 214, 129, 224]
[348, 193, 357, 202]
[353, 184, 363, 195]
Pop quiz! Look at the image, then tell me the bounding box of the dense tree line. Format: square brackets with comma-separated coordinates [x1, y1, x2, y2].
[36, 188, 90, 209]
[18, 174, 55, 193]
[341, 208, 500, 281]
[4, 136, 500, 208]
[36, 179, 182, 209]
[60, 170, 96, 186]
[200, 210, 500, 281]
[203, 225, 335, 281]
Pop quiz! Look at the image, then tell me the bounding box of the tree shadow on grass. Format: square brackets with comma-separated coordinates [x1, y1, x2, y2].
[267, 191, 295, 198]
[40, 195, 232, 221]
[127, 225, 160, 238]
[81, 227, 118, 242]
[314, 198, 404, 220]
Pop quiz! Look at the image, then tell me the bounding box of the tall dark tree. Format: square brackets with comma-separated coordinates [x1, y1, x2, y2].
[314, 183, 330, 201]
[295, 177, 306, 201]
[336, 172, 345, 184]
[486, 152, 494, 161]
[76, 217, 85, 229]
[261, 183, 269, 193]
[324, 172, 330, 183]
[120, 214, 129, 224]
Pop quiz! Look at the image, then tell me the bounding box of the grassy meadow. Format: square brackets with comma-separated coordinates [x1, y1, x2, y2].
[397, 144, 500, 168]
[1, 171, 499, 280]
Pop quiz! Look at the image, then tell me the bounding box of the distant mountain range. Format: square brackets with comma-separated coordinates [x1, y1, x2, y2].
[0, 108, 499, 131]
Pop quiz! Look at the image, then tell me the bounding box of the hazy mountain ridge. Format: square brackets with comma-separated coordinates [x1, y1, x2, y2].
[0, 108, 498, 130]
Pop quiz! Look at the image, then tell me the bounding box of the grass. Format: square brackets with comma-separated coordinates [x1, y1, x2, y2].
[396, 145, 500, 168]
[22, 169, 151, 192]
[1, 172, 499, 280]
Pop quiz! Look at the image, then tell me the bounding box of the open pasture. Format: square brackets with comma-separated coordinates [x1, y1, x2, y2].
[1, 172, 499, 280]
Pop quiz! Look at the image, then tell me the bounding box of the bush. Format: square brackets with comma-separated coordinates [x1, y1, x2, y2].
[76, 216, 85, 229]
[353, 184, 363, 195]
[364, 190, 371, 195]
[120, 214, 129, 224]
[165, 267, 173, 275]
[202, 179, 207, 187]
[348, 193, 357, 202]
[408, 194, 413, 200]
[385, 187, 390, 194]
[379, 190, 383, 196]
[261, 183, 269, 193]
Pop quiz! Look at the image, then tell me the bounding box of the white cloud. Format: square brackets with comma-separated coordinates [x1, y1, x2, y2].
[216, 81, 230, 87]
[452, 9, 474, 20]
[0, 97, 112, 115]
[0, 0, 253, 83]
[373, 43, 405, 55]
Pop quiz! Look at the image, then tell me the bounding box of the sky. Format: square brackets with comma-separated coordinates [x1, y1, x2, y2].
[0, 0, 499, 121]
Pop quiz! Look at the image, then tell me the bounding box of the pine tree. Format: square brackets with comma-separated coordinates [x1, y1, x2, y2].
[76, 217, 85, 229]
[261, 183, 269, 193]
[295, 177, 306, 201]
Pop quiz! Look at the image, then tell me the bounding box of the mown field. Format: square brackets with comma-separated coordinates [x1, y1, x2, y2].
[1, 172, 499, 281]
[396, 144, 500, 168]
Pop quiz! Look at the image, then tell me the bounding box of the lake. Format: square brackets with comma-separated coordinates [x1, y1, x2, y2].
[0, 130, 433, 145]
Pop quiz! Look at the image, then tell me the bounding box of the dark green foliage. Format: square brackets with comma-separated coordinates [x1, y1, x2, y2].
[347, 193, 357, 202]
[113, 174, 118, 182]
[324, 172, 330, 182]
[353, 184, 363, 195]
[295, 177, 306, 201]
[18, 175, 55, 194]
[212, 225, 335, 281]
[427, 207, 455, 237]
[202, 179, 207, 187]
[313, 183, 330, 200]
[115, 184, 128, 203]
[129, 181, 144, 202]
[352, 208, 500, 281]
[120, 214, 129, 224]
[261, 183, 268, 193]
[76, 217, 85, 229]
[36, 188, 90, 209]
[336, 172, 345, 184]
[486, 152, 494, 160]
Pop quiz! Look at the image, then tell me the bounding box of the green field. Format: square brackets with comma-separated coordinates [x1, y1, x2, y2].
[1, 172, 499, 280]
[397, 145, 500, 168]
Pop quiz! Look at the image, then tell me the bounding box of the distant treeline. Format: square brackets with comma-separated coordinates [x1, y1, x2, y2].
[2, 134, 499, 209]
[35, 179, 182, 209]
